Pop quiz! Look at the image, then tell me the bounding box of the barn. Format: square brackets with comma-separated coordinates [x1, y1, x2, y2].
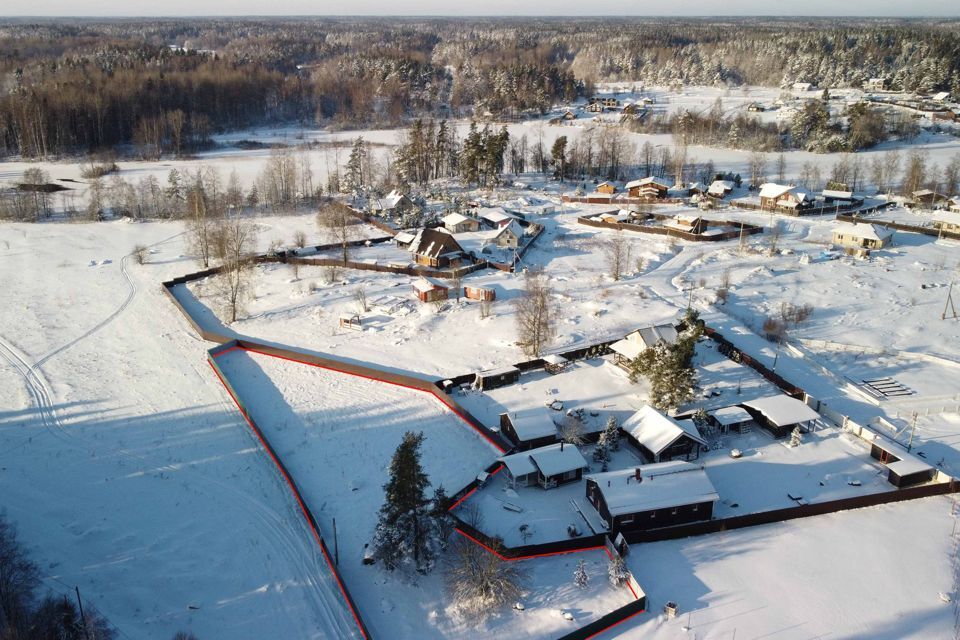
[622, 405, 707, 463]
[585, 461, 718, 536]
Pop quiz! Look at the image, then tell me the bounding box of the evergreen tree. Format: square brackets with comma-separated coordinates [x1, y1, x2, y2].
[373, 431, 436, 573]
[629, 310, 703, 411]
[608, 555, 629, 587]
[600, 415, 620, 452]
[344, 137, 366, 197]
[573, 558, 589, 589]
[790, 426, 803, 447]
[551, 136, 568, 182]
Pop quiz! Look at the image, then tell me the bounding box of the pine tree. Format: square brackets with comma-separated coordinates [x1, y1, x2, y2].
[373, 431, 436, 572]
[790, 426, 802, 447]
[600, 415, 620, 452]
[573, 558, 589, 589]
[344, 136, 366, 197]
[608, 555, 629, 587]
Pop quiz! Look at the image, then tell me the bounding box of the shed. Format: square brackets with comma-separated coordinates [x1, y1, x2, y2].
[707, 180, 734, 198]
[393, 231, 417, 249]
[832, 222, 894, 250]
[585, 461, 718, 535]
[740, 395, 820, 438]
[412, 276, 449, 303]
[709, 406, 754, 433]
[464, 285, 496, 302]
[541, 353, 569, 375]
[499, 406, 559, 450]
[861, 427, 936, 488]
[623, 405, 707, 463]
[476, 365, 520, 391]
[442, 212, 480, 234]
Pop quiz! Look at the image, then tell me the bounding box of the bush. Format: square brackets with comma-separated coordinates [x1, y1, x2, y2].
[80, 162, 119, 179]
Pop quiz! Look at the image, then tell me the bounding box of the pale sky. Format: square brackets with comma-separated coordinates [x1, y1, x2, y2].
[1, 0, 958, 17]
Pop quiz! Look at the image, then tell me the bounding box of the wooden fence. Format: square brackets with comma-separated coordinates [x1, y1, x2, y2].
[578, 216, 764, 242]
[836, 212, 960, 241]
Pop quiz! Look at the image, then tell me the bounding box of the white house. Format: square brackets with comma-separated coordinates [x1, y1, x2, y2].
[707, 180, 734, 198]
[441, 212, 480, 233]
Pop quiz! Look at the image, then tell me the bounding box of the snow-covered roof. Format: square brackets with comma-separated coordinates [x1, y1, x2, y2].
[623, 405, 707, 456]
[741, 395, 820, 427]
[822, 189, 854, 199]
[412, 276, 447, 293]
[934, 210, 960, 225]
[503, 406, 558, 442]
[759, 183, 795, 199]
[494, 220, 523, 239]
[610, 324, 679, 360]
[479, 208, 515, 225]
[596, 211, 631, 223]
[859, 426, 934, 478]
[708, 180, 734, 195]
[442, 212, 471, 226]
[498, 450, 537, 477]
[587, 461, 719, 516]
[625, 177, 669, 190]
[410, 228, 464, 259]
[393, 231, 416, 244]
[541, 354, 568, 366]
[833, 222, 894, 242]
[529, 443, 589, 477]
[932, 91, 950, 101]
[886, 457, 934, 478]
[710, 406, 753, 426]
[376, 189, 407, 210]
[912, 189, 934, 198]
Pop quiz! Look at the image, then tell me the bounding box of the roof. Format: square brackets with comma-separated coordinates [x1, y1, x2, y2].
[498, 450, 538, 477]
[933, 210, 960, 225]
[503, 406, 559, 442]
[710, 406, 753, 426]
[529, 443, 589, 477]
[708, 180, 734, 194]
[860, 427, 933, 478]
[610, 324, 679, 360]
[741, 395, 820, 427]
[822, 189, 854, 199]
[376, 189, 408, 210]
[441, 212, 471, 226]
[478, 208, 515, 224]
[410, 228, 465, 260]
[932, 91, 950, 101]
[625, 177, 669, 190]
[494, 220, 523, 239]
[587, 461, 719, 516]
[759, 183, 796, 199]
[412, 276, 447, 293]
[623, 405, 707, 456]
[393, 231, 416, 244]
[833, 222, 894, 242]
[541, 354, 568, 365]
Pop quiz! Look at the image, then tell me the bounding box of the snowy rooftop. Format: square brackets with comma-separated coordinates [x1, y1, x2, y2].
[822, 189, 855, 199]
[758, 183, 795, 199]
[710, 406, 753, 426]
[622, 405, 707, 456]
[625, 177, 669, 189]
[588, 461, 719, 516]
[833, 222, 894, 242]
[933, 210, 960, 225]
[412, 276, 447, 293]
[393, 231, 416, 244]
[503, 406, 559, 442]
[860, 426, 934, 478]
[441, 212, 471, 226]
[529, 442, 589, 478]
[741, 395, 820, 427]
[477, 207, 515, 224]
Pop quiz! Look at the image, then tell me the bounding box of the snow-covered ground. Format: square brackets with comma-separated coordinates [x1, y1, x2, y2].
[212, 346, 632, 639]
[618, 495, 958, 640]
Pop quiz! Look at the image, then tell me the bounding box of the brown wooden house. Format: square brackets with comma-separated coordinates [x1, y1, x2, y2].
[410, 228, 466, 268]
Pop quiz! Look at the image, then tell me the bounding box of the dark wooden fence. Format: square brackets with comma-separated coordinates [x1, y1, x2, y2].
[577, 216, 764, 242]
[704, 327, 806, 397]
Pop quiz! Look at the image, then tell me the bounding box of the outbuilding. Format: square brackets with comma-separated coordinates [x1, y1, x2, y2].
[933, 210, 960, 235]
[476, 365, 520, 391]
[709, 406, 754, 434]
[412, 276, 449, 303]
[442, 212, 480, 233]
[499, 406, 559, 450]
[831, 222, 894, 250]
[622, 405, 707, 463]
[707, 180, 734, 198]
[861, 427, 936, 488]
[596, 181, 618, 195]
[740, 395, 820, 438]
[585, 461, 719, 536]
[499, 442, 589, 490]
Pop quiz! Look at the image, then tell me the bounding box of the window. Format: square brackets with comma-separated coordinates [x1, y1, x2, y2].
[671, 508, 678, 516]
[650, 511, 656, 519]
[692, 504, 699, 512]
[620, 515, 634, 524]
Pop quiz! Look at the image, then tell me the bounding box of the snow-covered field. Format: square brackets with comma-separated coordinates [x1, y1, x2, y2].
[619, 495, 958, 640]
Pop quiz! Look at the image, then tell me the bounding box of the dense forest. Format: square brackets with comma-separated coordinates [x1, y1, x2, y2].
[0, 17, 959, 158]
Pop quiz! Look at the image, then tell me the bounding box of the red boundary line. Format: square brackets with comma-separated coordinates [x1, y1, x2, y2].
[216, 344, 507, 453]
[448, 464, 505, 512]
[208, 360, 369, 640]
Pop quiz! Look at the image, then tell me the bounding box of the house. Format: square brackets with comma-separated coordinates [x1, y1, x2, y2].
[740, 395, 820, 438]
[596, 181, 618, 195]
[861, 427, 936, 488]
[625, 177, 670, 199]
[934, 210, 960, 235]
[709, 406, 754, 434]
[586, 102, 605, 113]
[409, 228, 466, 268]
[687, 182, 706, 196]
[792, 82, 814, 92]
[493, 220, 523, 249]
[478, 207, 516, 228]
[499, 442, 588, 490]
[759, 183, 810, 210]
[499, 406, 559, 450]
[370, 190, 414, 216]
[669, 215, 707, 235]
[609, 324, 679, 369]
[911, 189, 949, 207]
[442, 212, 479, 234]
[865, 77, 888, 91]
[562, 110, 576, 120]
[747, 102, 765, 112]
[932, 91, 951, 103]
[950, 197, 960, 213]
[585, 461, 719, 535]
[707, 180, 734, 198]
[412, 276, 449, 303]
[622, 405, 707, 463]
[393, 231, 417, 250]
[831, 222, 894, 250]
[476, 365, 520, 391]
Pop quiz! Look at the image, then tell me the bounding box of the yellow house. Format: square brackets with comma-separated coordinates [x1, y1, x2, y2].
[832, 222, 894, 250]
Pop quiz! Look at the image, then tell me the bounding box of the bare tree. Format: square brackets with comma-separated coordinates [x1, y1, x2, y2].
[775, 153, 787, 183]
[748, 151, 768, 188]
[448, 273, 463, 303]
[767, 220, 785, 255]
[133, 244, 148, 265]
[354, 285, 369, 313]
[559, 415, 585, 446]
[215, 215, 258, 323]
[479, 299, 492, 319]
[514, 268, 557, 358]
[323, 263, 341, 284]
[445, 509, 527, 621]
[317, 201, 355, 264]
[293, 229, 308, 249]
[604, 230, 632, 282]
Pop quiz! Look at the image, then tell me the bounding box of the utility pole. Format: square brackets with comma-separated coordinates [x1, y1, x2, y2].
[772, 334, 783, 373]
[907, 412, 918, 452]
[75, 586, 91, 640]
[944, 281, 958, 320]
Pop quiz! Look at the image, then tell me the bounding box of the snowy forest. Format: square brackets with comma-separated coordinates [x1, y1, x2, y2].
[1, 17, 960, 158]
